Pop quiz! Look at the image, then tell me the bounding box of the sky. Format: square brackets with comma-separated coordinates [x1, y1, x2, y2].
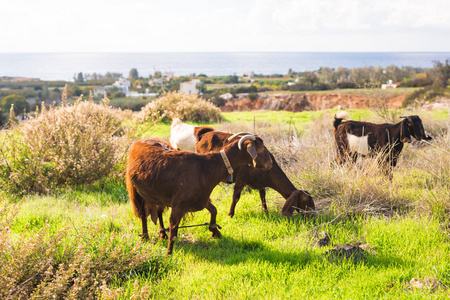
[1, 0, 449, 52]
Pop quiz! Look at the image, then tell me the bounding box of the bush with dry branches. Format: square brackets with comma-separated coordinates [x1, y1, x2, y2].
[0, 90, 135, 193]
[0, 202, 167, 299]
[137, 91, 222, 123]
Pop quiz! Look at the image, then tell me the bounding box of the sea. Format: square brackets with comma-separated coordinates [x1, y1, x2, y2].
[0, 52, 449, 82]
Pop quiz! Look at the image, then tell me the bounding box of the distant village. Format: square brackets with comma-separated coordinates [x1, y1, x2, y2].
[2, 60, 448, 125]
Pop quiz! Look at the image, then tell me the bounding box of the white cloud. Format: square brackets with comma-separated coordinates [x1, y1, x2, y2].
[247, 0, 450, 33]
[0, 0, 449, 52]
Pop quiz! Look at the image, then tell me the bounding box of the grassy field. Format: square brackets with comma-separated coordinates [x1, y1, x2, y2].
[1, 108, 450, 299]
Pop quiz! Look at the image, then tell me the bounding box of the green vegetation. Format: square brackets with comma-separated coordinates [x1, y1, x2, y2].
[1, 103, 449, 298]
[0, 94, 30, 117]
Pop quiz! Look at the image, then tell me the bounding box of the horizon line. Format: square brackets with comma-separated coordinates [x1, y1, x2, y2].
[1, 51, 450, 54]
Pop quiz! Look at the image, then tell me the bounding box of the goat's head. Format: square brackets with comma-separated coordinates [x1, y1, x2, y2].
[237, 134, 273, 170]
[282, 190, 315, 218]
[400, 115, 432, 142]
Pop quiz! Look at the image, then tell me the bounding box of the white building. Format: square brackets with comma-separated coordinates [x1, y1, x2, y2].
[148, 78, 164, 87]
[219, 93, 234, 100]
[93, 86, 109, 97]
[381, 80, 398, 89]
[180, 79, 201, 94]
[126, 89, 157, 98]
[243, 71, 255, 78]
[113, 78, 131, 94]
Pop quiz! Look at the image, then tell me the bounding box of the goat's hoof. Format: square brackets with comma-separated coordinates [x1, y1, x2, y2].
[139, 233, 150, 241]
[211, 229, 222, 238]
[227, 211, 235, 217]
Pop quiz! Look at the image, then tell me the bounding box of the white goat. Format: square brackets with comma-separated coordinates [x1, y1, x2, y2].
[170, 118, 197, 151]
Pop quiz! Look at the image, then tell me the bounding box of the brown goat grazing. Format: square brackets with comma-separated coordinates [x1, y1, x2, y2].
[126, 135, 273, 254]
[333, 114, 432, 177]
[195, 130, 315, 218]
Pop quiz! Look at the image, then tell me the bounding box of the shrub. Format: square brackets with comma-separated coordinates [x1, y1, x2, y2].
[230, 85, 258, 95]
[403, 87, 445, 107]
[336, 81, 358, 89]
[0, 93, 134, 193]
[281, 82, 331, 91]
[400, 77, 432, 87]
[137, 91, 222, 123]
[0, 202, 168, 299]
[1, 94, 30, 116]
[248, 92, 259, 100]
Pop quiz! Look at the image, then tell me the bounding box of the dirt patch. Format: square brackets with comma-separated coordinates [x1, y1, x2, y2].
[221, 93, 407, 112]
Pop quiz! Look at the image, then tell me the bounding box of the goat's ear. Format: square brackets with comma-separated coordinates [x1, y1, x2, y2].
[247, 143, 258, 160]
[400, 120, 412, 143]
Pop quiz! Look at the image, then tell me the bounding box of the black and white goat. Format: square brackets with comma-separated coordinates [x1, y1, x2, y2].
[333, 111, 432, 177]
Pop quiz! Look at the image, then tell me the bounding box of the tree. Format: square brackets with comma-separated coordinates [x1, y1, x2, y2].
[1, 94, 30, 116]
[196, 82, 205, 94]
[430, 59, 450, 89]
[304, 72, 317, 88]
[129, 68, 139, 80]
[73, 72, 84, 83]
[224, 75, 239, 84]
[154, 71, 162, 78]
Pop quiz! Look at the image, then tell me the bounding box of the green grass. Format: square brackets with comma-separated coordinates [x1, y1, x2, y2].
[2, 108, 449, 298]
[4, 186, 450, 299]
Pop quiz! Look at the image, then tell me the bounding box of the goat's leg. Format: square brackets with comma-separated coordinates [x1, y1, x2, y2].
[350, 152, 358, 164]
[258, 189, 268, 212]
[378, 156, 393, 181]
[140, 216, 149, 240]
[206, 200, 221, 238]
[335, 145, 346, 165]
[167, 208, 184, 255]
[229, 182, 245, 217]
[157, 207, 168, 240]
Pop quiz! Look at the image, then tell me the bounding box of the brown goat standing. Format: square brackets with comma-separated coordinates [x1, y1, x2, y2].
[126, 136, 273, 254]
[195, 130, 315, 218]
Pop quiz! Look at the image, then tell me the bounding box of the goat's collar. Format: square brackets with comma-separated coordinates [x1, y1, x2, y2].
[220, 149, 234, 183]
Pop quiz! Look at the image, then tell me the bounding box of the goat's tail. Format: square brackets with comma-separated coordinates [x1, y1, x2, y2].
[334, 106, 350, 129]
[126, 168, 159, 225]
[126, 170, 142, 218]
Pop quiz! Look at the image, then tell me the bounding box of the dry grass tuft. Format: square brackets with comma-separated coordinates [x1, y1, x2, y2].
[217, 111, 449, 216]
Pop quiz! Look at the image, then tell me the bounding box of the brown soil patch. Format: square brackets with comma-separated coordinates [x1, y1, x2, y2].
[221, 93, 407, 112]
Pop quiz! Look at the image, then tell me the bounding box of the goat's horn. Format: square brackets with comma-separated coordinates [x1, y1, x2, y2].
[399, 116, 407, 119]
[238, 134, 256, 150]
[228, 132, 254, 141]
